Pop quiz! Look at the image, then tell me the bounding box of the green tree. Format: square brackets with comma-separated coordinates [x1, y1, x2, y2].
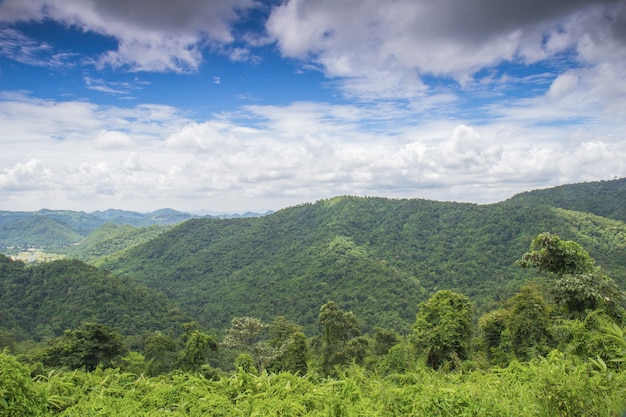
[517, 232, 595, 275]
[144, 331, 178, 376]
[411, 290, 473, 370]
[267, 317, 308, 374]
[282, 332, 309, 375]
[552, 269, 623, 316]
[41, 323, 127, 371]
[177, 330, 218, 372]
[518, 232, 624, 318]
[507, 286, 552, 360]
[316, 301, 365, 374]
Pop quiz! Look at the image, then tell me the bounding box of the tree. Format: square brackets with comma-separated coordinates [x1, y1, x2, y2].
[144, 331, 178, 375]
[552, 269, 623, 316]
[316, 301, 365, 374]
[517, 232, 595, 275]
[506, 286, 552, 360]
[282, 332, 309, 375]
[222, 317, 274, 373]
[411, 290, 473, 370]
[267, 317, 308, 374]
[41, 323, 126, 371]
[177, 330, 218, 372]
[518, 233, 624, 318]
[478, 308, 512, 363]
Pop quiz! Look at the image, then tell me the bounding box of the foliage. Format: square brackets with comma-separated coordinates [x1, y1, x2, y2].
[2, 347, 626, 416]
[411, 290, 473, 370]
[0, 216, 82, 250]
[508, 177, 626, 222]
[0, 256, 190, 344]
[0, 350, 46, 416]
[506, 286, 552, 360]
[315, 301, 366, 375]
[517, 232, 596, 275]
[518, 232, 625, 318]
[176, 330, 218, 372]
[94, 181, 626, 335]
[66, 223, 170, 263]
[144, 332, 178, 376]
[40, 323, 127, 371]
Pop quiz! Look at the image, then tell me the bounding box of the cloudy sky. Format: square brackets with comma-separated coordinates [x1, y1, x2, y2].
[0, 0, 625, 213]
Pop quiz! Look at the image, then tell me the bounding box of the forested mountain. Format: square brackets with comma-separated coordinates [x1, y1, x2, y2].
[98, 178, 626, 334]
[507, 177, 626, 222]
[0, 208, 268, 251]
[0, 255, 190, 344]
[0, 216, 82, 248]
[65, 223, 171, 263]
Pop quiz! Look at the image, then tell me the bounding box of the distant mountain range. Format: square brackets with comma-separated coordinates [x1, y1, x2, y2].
[0, 207, 271, 250]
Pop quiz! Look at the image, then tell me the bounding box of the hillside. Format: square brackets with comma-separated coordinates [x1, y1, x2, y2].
[0, 208, 270, 253]
[65, 223, 171, 263]
[99, 179, 626, 334]
[0, 216, 82, 249]
[0, 255, 190, 344]
[508, 178, 626, 222]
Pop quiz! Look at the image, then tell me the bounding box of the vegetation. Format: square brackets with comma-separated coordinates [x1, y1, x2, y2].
[96, 181, 626, 333]
[1, 179, 626, 415]
[0, 255, 190, 346]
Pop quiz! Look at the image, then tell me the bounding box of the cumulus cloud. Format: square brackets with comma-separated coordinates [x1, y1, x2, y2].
[0, 159, 50, 191]
[266, 0, 625, 97]
[0, 0, 257, 72]
[1, 92, 625, 211]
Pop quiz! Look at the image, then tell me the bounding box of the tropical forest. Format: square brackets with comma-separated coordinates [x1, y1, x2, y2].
[1, 178, 626, 416]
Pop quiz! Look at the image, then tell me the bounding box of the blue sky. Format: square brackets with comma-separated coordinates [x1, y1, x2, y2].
[0, 0, 625, 213]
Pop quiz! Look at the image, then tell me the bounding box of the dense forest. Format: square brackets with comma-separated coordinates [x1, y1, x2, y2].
[1, 179, 626, 415]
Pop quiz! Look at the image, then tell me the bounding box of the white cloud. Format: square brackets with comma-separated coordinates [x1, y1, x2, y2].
[266, 0, 625, 99]
[0, 0, 258, 73]
[93, 130, 135, 150]
[0, 93, 624, 211]
[0, 27, 76, 68]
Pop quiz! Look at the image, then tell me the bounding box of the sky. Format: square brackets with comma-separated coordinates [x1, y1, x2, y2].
[0, 0, 625, 213]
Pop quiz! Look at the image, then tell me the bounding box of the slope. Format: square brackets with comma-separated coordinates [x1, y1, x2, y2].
[65, 223, 171, 263]
[0, 216, 82, 249]
[98, 189, 626, 335]
[0, 255, 190, 344]
[508, 177, 626, 222]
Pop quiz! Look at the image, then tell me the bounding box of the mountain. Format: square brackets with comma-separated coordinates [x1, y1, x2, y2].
[0, 255, 190, 344]
[507, 178, 626, 222]
[0, 216, 82, 249]
[98, 178, 626, 334]
[0, 208, 272, 252]
[65, 223, 172, 263]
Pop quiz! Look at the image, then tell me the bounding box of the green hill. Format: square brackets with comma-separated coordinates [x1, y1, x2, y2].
[0, 216, 82, 249]
[99, 179, 626, 334]
[508, 178, 626, 222]
[65, 223, 171, 263]
[0, 255, 190, 344]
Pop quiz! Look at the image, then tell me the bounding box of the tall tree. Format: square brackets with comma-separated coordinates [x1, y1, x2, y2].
[316, 301, 365, 374]
[222, 317, 274, 373]
[144, 331, 178, 376]
[506, 286, 552, 360]
[411, 290, 473, 370]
